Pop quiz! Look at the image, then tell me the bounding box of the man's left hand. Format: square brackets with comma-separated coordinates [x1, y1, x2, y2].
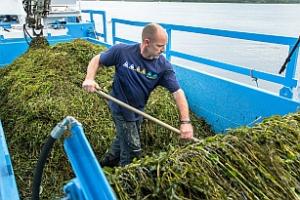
[180, 123, 193, 140]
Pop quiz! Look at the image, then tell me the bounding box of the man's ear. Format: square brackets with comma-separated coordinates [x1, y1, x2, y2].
[144, 38, 150, 46]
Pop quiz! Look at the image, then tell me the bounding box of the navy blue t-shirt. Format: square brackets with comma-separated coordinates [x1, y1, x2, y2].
[100, 43, 180, 121]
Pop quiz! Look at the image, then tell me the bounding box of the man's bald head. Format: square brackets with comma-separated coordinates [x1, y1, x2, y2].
[142, 23, 167, 42]
[140, 23, 167, 59]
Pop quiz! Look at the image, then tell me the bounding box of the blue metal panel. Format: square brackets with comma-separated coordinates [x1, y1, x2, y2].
[0, 120, 20, 200]
[279, 45, 300, 98]
[0, 35, 78, 67]
[285, 44, 299, 80]
[174, 65, 300, 132]
[112, 20, 116, 45]
[66, 22, 95, 38]
[0, 38, 29, 67]
[165, 28, 172, 61]
[64, 122, 117, 200]
[81, 10, 107, 42]
[64, 178, 86, 199]
[67, 17, 78, 23]
[0, 23, 12, 29]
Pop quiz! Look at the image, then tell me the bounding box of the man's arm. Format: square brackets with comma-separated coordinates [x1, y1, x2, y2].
[172, 89, 194, 139]
[82, 55, 102, 92]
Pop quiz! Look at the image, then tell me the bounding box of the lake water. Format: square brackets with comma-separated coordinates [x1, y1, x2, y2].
[79, 1, 300, 97]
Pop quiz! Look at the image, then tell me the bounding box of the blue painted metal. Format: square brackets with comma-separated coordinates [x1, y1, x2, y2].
[165, 28, 172, 61]
[0, 22, 94, 67]
[279, 44, 300, 98]
[112, 20, 116, 45]
[0, 120, 20, 200]
[0, 35, 74, 67]
[66, 22, 95, 39]
[63, 120, 117, 200]
[0, 22, 12, 29]
[66, 16, 78, 23]
[81, 10, 107, 42]
[174, 64, 300, 132]
[64, 178, 86, 199]
[0, 37, 29, 67]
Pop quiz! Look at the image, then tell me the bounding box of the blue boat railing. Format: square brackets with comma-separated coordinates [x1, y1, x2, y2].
[110, 18, 299, 99]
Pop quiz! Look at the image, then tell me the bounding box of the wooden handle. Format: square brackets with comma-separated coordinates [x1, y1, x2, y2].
[95, 90, 199, 142]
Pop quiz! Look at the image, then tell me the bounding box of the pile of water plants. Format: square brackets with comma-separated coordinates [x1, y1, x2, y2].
[108, 112, 300, 199]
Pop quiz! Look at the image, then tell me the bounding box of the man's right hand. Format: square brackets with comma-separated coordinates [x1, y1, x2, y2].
[82, 79, 100, 92]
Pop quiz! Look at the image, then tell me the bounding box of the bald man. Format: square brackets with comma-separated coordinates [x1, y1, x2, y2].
[82, 23, 193, 167]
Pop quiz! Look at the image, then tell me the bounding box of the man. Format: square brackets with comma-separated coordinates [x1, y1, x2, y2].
[82, 23, 193, 167]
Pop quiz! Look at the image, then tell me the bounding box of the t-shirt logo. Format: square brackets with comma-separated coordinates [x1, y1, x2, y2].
[122, 61, 158, 80]
[145, 71, 158, 79]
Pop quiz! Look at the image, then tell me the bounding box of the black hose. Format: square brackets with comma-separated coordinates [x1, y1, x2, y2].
[23, 24, 32, 45]
[31, 135, 57, 200]
[279, 35, 300, 74]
